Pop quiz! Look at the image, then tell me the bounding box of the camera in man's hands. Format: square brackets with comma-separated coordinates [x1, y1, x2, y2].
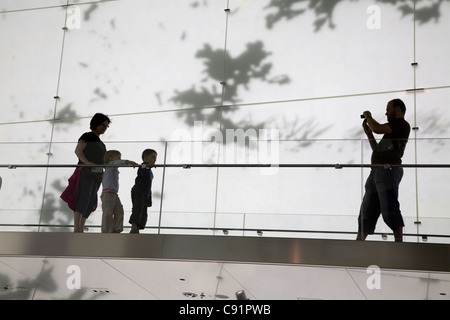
[360, 114, 365, 119]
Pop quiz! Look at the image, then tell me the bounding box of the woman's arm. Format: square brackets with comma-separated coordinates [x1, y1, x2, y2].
[74, 140, 94, 165]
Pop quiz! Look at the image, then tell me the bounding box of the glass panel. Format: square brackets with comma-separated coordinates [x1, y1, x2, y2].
[0, 122, 53, 143]
[415, 138, 450, 232]
[0, 142, 49, 229]
[0, 7, 66, 123]
[57, 0, 227, 119]
[414, 216, 450, 244]
[0, 0, 65, 11]
[219, 93, 415, 143]
[214, 140, 363, 236]
[414, 88, 450, 241]
[241, 213, 357, 240]
[101, 111, 222, 145]
[415, 1, 450, 88]
[41, 138, 81, 232]
[161, 140, 221, 231]
[225, 0, 413, 105]
[158, 167, 218, 232]
[415, 88, 450, 139]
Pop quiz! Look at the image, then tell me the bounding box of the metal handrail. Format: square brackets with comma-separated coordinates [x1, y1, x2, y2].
[1, 163, 450, 169]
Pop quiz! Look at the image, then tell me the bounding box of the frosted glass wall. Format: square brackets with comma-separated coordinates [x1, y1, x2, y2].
[1, 0, 449, 242]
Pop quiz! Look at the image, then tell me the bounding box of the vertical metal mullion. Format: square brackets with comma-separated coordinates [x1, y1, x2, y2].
[157, 142, 168, 234]
[413, 0, 420, 243]
[213, 0, 231, 235]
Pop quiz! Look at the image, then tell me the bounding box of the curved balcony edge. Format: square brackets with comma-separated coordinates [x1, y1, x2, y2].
[0, 232, 448, 273]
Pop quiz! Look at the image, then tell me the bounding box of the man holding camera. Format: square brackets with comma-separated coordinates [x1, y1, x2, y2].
[357, 99, 411, 242]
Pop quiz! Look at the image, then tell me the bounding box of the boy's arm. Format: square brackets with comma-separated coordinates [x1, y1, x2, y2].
[126, 160, 139, 167]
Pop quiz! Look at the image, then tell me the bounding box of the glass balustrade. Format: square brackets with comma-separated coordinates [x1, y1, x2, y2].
[0, 138, 449, 244]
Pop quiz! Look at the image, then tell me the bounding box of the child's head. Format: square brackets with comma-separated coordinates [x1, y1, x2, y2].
[142, 149, 157, 166]
[104, 150, 121, 164]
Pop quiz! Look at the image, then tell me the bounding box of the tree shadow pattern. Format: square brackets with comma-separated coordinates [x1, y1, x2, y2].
[265, 0, 447, 31]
